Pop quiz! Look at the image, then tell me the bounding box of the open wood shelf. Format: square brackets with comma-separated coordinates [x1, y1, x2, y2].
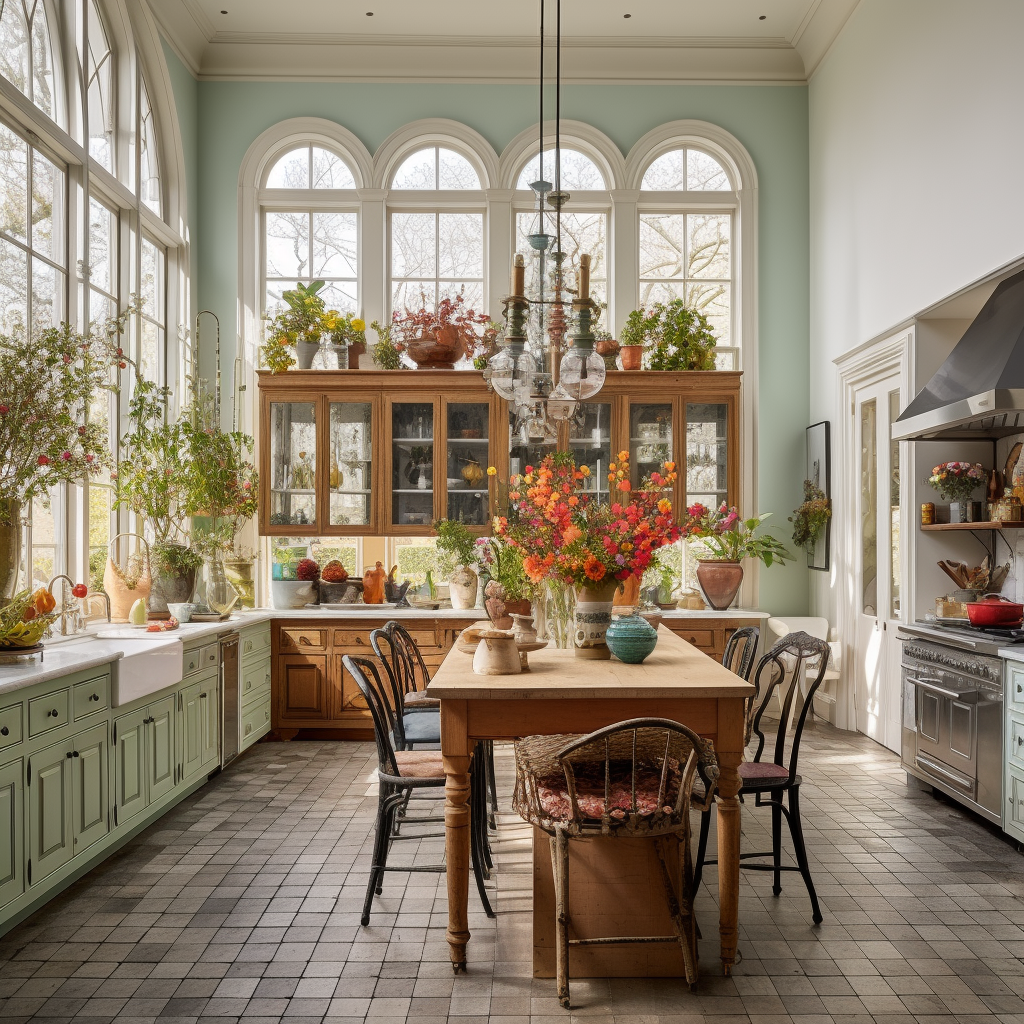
[920, 521, 1024, 531]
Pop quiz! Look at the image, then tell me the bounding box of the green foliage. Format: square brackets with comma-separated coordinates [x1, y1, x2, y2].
[152, 542, 203, 578]
[370, 319, 402, 369]
[621, 299, 718, 371]
[790, 480, 832, 549]
[432, 518, 478, 577]
[395, 544, 439, 584]
[261, 280, 327, 373]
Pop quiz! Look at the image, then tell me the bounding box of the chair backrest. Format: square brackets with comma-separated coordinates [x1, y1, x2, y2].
[748, 631, 831, 782]
[343, 654, 401, 777]
[539, 718, 718, 837]
[371, 620, 431, 700]
[722, 626, 760, 745]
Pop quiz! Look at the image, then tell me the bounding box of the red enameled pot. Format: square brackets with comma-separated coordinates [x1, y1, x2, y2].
[966, 595, 1024, 626]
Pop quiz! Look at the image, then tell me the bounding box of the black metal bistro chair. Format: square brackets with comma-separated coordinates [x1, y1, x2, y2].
[513, 719, 719, 1006]
[370, 621, 440, 749]
[344, 654, 494, 925]
[693, 631, 830, 923]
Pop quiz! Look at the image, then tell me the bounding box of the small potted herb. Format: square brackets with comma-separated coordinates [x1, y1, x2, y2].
[790, 481, 832, 550]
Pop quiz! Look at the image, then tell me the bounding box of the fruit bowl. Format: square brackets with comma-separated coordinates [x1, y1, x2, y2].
[0, 590, 59, 648]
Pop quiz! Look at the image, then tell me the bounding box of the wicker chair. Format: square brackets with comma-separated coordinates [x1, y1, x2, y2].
[513, 719, 719, 1006]
[344, 654, 494, 924]
[693, 631, 830, 923]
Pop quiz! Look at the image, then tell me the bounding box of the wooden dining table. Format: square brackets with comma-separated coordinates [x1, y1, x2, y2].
[426, 624, 754, 975]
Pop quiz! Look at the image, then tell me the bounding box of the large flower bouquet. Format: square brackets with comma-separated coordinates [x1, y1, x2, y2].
[681, 502, 790, 566]
[492, 451, 681, 590]
[928, 461, 984, 503]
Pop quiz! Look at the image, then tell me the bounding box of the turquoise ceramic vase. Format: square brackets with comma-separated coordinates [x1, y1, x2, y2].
[605, 613, 659, 664]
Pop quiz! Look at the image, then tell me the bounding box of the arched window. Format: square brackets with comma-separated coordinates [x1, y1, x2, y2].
[516, 149, 606, 191]
[388, 145, 485, 314]
[262, 143, 360, 319]
[0, 0, 185, 590]
[638, 147, 734, 362]
[0, 0, 57, 122]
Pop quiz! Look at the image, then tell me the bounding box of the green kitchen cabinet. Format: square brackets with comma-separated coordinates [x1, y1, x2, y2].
[27, 739, 73, 885]
[180, 682, 203, 784]
[149, 696, 176, 803]
[199, 677, 219, 771]
[71, 723, 108, 854]
[114, 708, 147, 827]
[0, 759, 23, 909]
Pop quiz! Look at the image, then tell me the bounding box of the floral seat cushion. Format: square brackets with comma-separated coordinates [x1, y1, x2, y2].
[535, 758, 683, 821]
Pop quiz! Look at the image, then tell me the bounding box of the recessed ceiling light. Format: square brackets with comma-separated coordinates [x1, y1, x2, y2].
[623, 12, 631, 18]
[220, 9, 227, 13]
[759, 14, 766, 19]
[366, 10, 374, 15]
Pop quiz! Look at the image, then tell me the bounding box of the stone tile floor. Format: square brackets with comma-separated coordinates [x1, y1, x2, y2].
[1, 721, 1023, 1024]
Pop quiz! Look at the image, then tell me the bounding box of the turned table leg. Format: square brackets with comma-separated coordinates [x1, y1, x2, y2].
[716, 760, 742, 975]
[442, 700, 472, 972]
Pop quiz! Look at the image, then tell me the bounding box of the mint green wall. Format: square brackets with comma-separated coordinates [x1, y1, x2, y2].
[162, 69, 810, 614]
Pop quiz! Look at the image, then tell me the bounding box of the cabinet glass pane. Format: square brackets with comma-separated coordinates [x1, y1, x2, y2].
[392, 402, 434, 527]
[685, 403, 728, 506]
[329, 402, 373, 527]
[629, 403, 673, 486]
[509, 406, 555, 480]
[446, 403, 490, 525]
[269, 402, 317, 527]
[569, 402, 613, 503]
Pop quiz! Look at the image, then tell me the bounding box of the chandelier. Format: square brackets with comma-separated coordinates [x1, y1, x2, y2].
[487, 0, 607, 444]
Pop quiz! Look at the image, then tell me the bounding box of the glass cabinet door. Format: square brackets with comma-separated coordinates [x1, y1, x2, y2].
[508, 405, 555, 482]
[391, 402, 435, 528]
[445, 402, 490, 526]
[685, 403, 729, 507]
[269, 401, 317, 528]
[328, 402, 373, 528]
[629, 402, 674, 486]
[569, 402, 613, 503]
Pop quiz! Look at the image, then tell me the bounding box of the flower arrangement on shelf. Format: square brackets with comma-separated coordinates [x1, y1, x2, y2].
[324, 310, 366, 348]
[790, 480, 832, 550]
[261, 280, 328, 373]
[620, 298, 718, 371]
[681, 502, 791, 566]
[392, 292, 490, 370]
[928, 461, 985, 503]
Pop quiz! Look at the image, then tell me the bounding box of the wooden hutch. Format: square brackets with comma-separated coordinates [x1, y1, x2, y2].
[257, 368, 752, 737]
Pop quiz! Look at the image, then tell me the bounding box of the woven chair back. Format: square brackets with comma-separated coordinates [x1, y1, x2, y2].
[748, 631, 830, 782]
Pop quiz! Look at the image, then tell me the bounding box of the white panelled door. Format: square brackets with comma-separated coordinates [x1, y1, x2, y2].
[854, 380, 905, 753]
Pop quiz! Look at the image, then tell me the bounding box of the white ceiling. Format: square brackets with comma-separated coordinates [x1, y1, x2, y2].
[151, 0, 861, 82]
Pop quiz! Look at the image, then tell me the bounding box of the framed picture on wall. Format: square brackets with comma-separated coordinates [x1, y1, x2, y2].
[806, 421, 831, 571]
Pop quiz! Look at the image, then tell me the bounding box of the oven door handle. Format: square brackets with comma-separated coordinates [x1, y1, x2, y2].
[907, 676, 980, 702]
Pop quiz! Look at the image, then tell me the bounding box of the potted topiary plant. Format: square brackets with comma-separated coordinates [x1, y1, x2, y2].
[434, 517, 480, 609]
[620, 299, 718, 371]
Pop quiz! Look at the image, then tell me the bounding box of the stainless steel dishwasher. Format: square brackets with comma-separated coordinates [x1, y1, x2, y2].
[220, 632, 240, 767]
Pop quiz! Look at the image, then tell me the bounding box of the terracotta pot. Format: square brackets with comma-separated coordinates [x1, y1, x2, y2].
[349, 340, 366, 369]
[595, 339, 620, 357]
[695, 559, 743, 610]
[406, 326, 466, 370]
[620, 344, 644, 370]
[574, 581, 619, 659]
[449, 566, 479, 609]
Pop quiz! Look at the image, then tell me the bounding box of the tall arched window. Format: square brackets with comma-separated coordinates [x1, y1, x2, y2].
[387, 144, 485, 314]
[514, 148, 609, 312]
[638, 147, 735, 367]
[0, 0, 186, 590]
[262, 143, 360, 319]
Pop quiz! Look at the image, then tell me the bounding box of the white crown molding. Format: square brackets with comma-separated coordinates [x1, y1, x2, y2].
[147, 0, 208, 76]
[795, 0, 862, 79]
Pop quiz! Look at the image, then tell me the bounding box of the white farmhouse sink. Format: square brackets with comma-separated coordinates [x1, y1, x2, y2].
[101, 635, 184, 706]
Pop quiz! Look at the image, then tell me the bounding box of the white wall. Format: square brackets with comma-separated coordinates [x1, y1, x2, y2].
[808, 0, 1024, 624]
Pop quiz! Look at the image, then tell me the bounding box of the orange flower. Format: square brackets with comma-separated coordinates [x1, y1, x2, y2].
[657, 498, 672, 514]
[618, 480, 631, 493]
[562, 524, 583, 546]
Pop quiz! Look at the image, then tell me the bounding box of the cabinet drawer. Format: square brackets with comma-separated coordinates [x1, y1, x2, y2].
[332, 629, 372, 651]
[1009, 712, 1024, 771]
[673, 628, 716, 650]
[241, 700, 271, 745]
[241, 627, 271, 659]
[73, 676, 109, 720]
[241, 661, 272, 706]
[1009, 666, 1024, 710]
[184, 643, 220, 677]
[28, 689, 69, 738]
[280, 628, 327, 652]
[0, 704, 22, 749]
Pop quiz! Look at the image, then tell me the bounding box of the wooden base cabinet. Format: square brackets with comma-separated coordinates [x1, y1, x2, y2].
[664, 617, 763, 664]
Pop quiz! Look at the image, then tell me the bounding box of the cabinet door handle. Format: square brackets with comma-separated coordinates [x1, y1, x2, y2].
[200, 693, 207, 700]
[1018, 736, 1023, 747]
[299, 637, 311, 646]
[0, 727, 8, 737]
[73, 751, 79, 757]
[244, 641, 252, 653]
[265, 672, 271, 684]
[1018, 683, 1022, 694]
[355, 636, 364, 645]
[48, 708, 59, 718]
[66, 751, 73, 758]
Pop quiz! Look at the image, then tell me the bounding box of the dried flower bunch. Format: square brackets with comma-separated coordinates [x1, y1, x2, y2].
[928, 461, 985, 504]
[790, 480, 832, 549]
[491, 451, 681, 590]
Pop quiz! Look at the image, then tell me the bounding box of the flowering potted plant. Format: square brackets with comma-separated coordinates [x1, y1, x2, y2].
[493, 451, 680, 657]
[681, 502, 791, 609]
[323, 309, 366, 369]
[928, 461, 985, 523]
[392, 292, 490, 370]
[262, 280, 328, 372]
[0, 304, 135, 600]
[476, 536, 534, 629]
[620, 299, 718, 371]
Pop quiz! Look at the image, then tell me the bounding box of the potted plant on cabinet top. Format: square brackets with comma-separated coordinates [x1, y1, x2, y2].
[681, 502, 791, 610]
[434, 517, 480, 609]
[928, 461, 985, 523]
[620, 299, 718, 371]
[0, 303, 135, 601]
[324, 310, 367, 369]
[392, 292, 490, 370]
[262, 280, 328, 372]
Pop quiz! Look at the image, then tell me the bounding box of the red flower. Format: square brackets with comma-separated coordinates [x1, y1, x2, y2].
[37, 455, 49, 465]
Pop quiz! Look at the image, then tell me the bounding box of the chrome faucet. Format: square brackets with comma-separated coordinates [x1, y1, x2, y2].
[47, 574, 82, 636]
[82, 591, 111, 625]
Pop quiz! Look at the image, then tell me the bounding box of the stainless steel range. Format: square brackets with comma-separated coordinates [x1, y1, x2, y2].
[899, 622, 1005, 824]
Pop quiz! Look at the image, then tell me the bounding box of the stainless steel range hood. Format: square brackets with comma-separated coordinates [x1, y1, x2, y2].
[893, 267, 1024, 440]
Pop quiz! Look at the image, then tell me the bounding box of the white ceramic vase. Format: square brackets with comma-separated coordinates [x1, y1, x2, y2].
[449, 566, 479, 609]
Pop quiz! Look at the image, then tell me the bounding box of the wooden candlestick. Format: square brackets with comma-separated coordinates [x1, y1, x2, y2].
[578, 253, 591, 301]
[513, 254, 525, 296]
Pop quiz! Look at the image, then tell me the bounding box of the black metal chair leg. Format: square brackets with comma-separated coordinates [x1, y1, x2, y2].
[786, 786, 822, 923]
[771, 798, 783, 896]
[693, 807, 712, 897]
[363, 788, 390, 925]
[486, 740, 498, 830]
[470, 755, 495, 918]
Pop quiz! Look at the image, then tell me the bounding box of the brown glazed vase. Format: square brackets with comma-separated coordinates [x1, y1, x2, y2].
[695, 560, 744, 610]
[619, 344, 644, 370]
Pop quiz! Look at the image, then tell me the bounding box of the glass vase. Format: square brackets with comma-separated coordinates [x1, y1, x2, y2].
[193, 552, 239, 615]
[544, 579, 576, 649]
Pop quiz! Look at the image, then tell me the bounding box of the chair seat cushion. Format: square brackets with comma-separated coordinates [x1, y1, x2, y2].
[739, 761, 790, 784]
[534, 758, 683, 821]
[401, 711, 440, 744]
[394, 750, 445, 779]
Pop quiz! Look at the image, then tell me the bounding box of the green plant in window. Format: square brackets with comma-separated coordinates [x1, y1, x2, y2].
[432, 517, 478, 578]
[370, 319, 404, 370]
[621, 299, 718, 371]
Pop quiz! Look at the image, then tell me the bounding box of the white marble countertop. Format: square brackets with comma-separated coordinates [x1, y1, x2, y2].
[0, 640, 125, 696]
[999, 647, 1024, 663]
[659, 608, 768, 619]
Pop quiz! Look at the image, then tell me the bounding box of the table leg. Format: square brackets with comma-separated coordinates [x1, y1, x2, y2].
[716, 760, 741, 975]
[444, 752, 472, 972]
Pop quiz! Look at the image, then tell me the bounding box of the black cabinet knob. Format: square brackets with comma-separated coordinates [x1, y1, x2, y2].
[48, 709, 59, 718]
[0, 727, 8, 737]
[89, 693, 99, 702]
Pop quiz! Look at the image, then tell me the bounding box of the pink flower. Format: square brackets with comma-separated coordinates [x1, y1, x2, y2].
[37, 455, 49, 466]
[61, 451, 72, 461]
